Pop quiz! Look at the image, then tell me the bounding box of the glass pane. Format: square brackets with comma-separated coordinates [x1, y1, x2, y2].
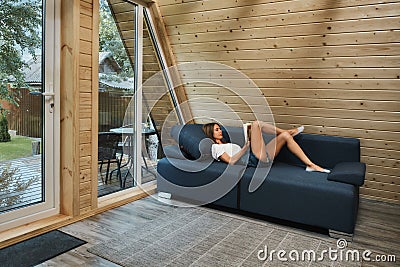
[98, 0, 136, 196]
[0, 0, 44, 213]
[141, 12, 177, 184]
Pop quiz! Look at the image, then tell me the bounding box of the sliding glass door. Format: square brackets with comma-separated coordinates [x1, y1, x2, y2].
[98, 1, 180, 197]
[0, 0, 59, 231]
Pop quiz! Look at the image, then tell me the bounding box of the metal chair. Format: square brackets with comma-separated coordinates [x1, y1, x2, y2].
[98, 132, 122, 186]
[110, 135, 132, 188]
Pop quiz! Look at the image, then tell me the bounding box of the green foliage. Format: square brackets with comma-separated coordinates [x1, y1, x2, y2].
[0, 0, 42, 111]
[99, 0, 133, 78]
[0, 114, 11, 142]
[0, 163, 39, 209]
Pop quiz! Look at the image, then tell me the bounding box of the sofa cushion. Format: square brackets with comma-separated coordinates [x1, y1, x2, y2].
[275, 133, 361, 168]
[240, 162, 358, 234]
[327, 162, 366, 186]
[157, 158, 246, 208]
[163, 145, 189, 160]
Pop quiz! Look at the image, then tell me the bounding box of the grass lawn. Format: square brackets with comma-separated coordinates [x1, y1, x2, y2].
[0, 136, 36, 161]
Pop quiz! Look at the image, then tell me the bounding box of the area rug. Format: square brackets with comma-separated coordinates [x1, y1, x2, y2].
[0, 230, 86, 267]
[88, 203, 364, 267]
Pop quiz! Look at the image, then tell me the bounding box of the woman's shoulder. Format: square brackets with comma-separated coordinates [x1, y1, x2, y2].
[212, 143, 239, 148]
[212, 142, 232, 146]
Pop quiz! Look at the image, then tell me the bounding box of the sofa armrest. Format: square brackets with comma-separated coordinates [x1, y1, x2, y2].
[164, 145, 191, 160]
[327, 162, 366, 186]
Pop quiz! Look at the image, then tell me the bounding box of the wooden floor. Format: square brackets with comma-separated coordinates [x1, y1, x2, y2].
[37, 197, 399, 266]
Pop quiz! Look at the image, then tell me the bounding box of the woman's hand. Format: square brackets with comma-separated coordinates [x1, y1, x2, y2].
[219, 142, 251, 165]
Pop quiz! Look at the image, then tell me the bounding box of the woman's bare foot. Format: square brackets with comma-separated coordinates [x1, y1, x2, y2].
[306, 163, 331, 173]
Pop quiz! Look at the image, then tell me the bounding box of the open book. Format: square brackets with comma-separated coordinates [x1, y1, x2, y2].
[243, 122, 252, 143]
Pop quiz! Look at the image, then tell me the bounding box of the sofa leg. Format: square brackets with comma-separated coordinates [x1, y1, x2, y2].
[328, 229, 353, 242]
[158, 192, 172, 199]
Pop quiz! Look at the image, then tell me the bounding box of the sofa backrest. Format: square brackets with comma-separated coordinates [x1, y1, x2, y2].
[170, 124, 361, 168]
[275, 133, 361, 168]
[170, 124, 274, 160]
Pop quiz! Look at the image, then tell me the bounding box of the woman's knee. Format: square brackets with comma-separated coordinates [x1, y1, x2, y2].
[279, 131, 292, 140]
[252, 121, 261, 129]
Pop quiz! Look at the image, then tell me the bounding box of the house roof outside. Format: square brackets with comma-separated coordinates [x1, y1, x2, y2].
[99, 51, 122, 74]
[22, 52, 132, 90]
[22, 57, 42, 84]
[98, 73, 134, 91]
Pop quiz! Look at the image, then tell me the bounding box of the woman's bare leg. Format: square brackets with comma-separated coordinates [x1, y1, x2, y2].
[250, 121, 326, 170]
[255, 121, 301, 136]
[265, 131, 328, 172]
[250, 121, 269, 162]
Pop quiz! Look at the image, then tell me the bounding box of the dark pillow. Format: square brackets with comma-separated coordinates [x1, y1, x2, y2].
[170, 124, 230, 160]
[327, 162, 366, 186]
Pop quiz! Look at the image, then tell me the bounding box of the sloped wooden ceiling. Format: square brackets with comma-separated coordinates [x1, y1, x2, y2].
[155, 0, 400, 203]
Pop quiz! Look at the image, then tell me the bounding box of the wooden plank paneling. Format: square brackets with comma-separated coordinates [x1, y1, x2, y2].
[77, 0, 97, 213]
[160, 0, 397, 25]
[79, 131, 92, 144]
[80, 27, 92, 42]
[159, 0, 394, 17]
[80, 14, 92, 29]
[157, 0, 400, 203]
[79, 79, 92, 92]
[172, 31, 400, 54]
[165, 3, 400, 35]
[80, 40, 92, 54]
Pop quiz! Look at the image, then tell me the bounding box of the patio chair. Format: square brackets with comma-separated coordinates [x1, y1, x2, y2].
[98, 132, 123, 186]
[110, 135, 132, 188]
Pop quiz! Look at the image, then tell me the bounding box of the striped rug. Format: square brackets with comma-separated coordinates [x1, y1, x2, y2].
[87, 200, 370, 267]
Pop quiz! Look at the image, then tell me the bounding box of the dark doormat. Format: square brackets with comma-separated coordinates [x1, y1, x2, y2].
[0, 230, 86, 267]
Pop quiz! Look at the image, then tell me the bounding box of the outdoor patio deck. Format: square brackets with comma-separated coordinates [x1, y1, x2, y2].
[0, 155, 43, 213]
[0, 155, 157, 214]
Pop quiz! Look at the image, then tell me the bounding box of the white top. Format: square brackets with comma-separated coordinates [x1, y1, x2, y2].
[212, 143, 241, 161]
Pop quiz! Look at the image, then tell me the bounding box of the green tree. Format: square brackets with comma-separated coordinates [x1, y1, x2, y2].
[0, 0, 41, 113]
[0, 114, 11, 142]
[100, 0, 133, 78]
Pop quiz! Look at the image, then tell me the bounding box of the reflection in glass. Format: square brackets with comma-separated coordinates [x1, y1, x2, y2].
[0, 0, 44, 213]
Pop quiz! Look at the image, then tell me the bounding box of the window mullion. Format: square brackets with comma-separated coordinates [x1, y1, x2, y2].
[134, 5, 143, 186]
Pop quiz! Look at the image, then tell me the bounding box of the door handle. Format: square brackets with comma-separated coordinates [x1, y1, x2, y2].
[42, 92, 55, 97]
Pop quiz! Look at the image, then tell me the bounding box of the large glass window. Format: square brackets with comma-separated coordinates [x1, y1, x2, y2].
[98, 0, 180, 197]
[0, 0, 59, 230]
[98, 0, 136, 196]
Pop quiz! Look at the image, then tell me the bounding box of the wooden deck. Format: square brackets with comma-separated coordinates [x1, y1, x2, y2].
[0, 155, 157, 214]
[0, 155, 43, 213]
[37, 196, 399, 266]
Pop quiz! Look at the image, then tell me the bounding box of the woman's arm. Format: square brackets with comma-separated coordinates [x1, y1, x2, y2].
[219, 142, 250, 165]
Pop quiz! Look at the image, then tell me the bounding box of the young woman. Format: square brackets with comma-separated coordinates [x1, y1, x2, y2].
[202, 121, 330, 173]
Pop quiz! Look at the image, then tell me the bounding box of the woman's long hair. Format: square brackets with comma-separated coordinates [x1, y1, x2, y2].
[202, 123, 226, 143]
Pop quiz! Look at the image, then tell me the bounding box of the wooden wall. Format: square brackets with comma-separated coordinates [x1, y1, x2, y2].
[61, 0, 99, 216]
[156, 0, 400, 203]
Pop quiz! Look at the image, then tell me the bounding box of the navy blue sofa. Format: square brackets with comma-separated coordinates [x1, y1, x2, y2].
[157, 124, 366, 238]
